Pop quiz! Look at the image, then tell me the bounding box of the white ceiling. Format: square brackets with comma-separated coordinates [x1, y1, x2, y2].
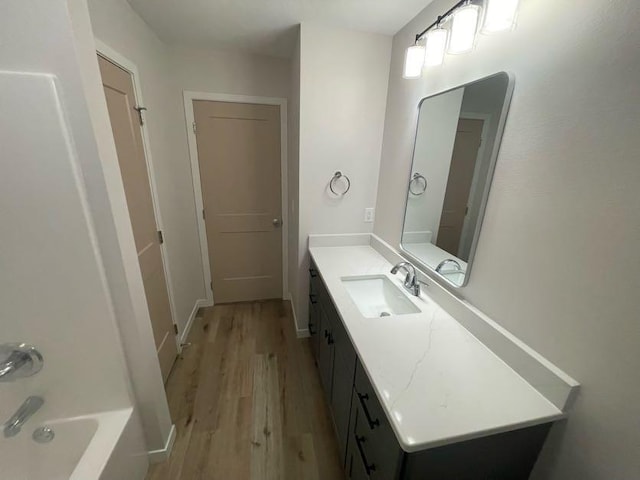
[127, 0, 433, 58]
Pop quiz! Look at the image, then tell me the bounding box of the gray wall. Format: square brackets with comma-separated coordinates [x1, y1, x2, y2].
[295, 23, 392, 331]
[374, 0, 640, 478]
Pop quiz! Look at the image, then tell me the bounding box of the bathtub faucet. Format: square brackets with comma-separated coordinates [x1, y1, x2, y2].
[3, 396, 44, 438]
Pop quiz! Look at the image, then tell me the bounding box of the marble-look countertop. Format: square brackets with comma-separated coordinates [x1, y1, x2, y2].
[309, 244, 564, 452]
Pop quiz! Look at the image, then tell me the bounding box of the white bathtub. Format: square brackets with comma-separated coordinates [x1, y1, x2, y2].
[0, 407, 147, 480]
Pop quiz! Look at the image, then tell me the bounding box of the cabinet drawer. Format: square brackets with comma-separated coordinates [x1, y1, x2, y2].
[353, 362, 403, 479]
[354, 362, 391, 436]
[350, 388, 403, 480]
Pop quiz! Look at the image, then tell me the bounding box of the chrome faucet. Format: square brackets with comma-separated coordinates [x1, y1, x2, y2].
[391, 261, 420, 296]
[435, 259, 462, 274]
[3, 396, 44, 438]
[0, 344, 44, 382]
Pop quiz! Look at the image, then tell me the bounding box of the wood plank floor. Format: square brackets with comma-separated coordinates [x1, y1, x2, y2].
[147, 300, 345, 480]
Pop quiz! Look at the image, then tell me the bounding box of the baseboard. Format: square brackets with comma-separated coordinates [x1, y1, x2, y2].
[147, 424, 176, 464]
[296, 328, 310, 338]
[285, 295, 310, 338]
[179, 298, 212, 347]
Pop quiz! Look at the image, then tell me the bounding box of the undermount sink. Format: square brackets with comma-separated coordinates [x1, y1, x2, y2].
[341, 275, 421, 318]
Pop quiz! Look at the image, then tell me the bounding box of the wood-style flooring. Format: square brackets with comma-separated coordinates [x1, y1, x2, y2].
[146, 300, 345, 480]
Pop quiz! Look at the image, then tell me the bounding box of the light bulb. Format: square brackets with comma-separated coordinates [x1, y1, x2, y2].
[403, 44, 425, 79]
[448, 4, 480, 54]
[424, 28, 448, 67]
[482, 0, 519, 33]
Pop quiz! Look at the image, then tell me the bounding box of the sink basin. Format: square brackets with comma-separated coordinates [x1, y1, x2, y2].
[341, 275, 421, 318]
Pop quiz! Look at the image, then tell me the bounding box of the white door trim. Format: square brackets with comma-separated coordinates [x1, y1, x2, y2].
[183, 91, 289, 305]
[95, 40, 180, 348]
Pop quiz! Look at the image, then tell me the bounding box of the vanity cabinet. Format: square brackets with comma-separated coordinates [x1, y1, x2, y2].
[308, 261, 552, 479]
[309, 262, 357, 459]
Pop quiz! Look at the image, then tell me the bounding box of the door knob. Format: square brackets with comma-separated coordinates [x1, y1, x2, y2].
[272, 218, 282, 227]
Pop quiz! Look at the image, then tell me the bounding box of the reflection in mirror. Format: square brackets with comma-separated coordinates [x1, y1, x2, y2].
[401, 72, 514, 287]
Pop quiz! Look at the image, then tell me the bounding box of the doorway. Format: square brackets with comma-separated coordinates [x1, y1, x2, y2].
[97, 54, 178, 382]
[436, 117, 485, 257]
[185, 94, 288, 305]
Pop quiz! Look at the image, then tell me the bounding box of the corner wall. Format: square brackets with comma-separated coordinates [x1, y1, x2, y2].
[288, 29, 302, 324]
[374, 0, 640, 477]
[295, 23, 392, 331]
[86, 0, 206, 338]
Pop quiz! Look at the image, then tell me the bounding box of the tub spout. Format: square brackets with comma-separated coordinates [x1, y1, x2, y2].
[3, 396, 44, 438]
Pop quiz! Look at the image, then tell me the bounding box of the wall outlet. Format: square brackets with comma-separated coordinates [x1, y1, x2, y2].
[364, 208, 375, 223]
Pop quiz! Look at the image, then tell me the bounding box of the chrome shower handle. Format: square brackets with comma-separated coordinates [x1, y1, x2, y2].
[0, 344, 44, 382]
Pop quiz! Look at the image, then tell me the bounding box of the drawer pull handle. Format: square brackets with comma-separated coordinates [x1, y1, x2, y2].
[309, 268, 318, 278]
[355, 434, 376, 475]
[309, 294, 318, 304]
[323, 329, 334, 345]
[357, 392, 380, 430]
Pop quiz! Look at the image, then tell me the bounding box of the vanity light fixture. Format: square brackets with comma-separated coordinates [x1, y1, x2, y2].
[448, 3, 481, 54]
[404, 0, 519, 79]
[424, 28, 448, 67]
[403, 43, 426, 79]
[482, 0, 520, 33]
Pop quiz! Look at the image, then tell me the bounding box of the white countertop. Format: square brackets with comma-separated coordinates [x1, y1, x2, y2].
[309, 244, 565, 452]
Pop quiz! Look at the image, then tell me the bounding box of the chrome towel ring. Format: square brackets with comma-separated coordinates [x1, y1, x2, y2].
[329, 171, 351, 196]
[409, 173, 427, 196]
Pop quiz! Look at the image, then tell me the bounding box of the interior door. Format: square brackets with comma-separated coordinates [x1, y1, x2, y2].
[98, 55, 177, 382]
[436, 118, 484, 255]
[193, 100, 282, 303]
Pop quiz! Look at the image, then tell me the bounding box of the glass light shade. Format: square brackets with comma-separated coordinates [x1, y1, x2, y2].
[424, 28, 448, 67]
[403, 44, 425, 79]
[482, 0, 519, 33]
[448, 4, 481, 54]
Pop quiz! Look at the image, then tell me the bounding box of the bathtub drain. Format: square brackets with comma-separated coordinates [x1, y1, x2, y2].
[33, 426, 55, 443]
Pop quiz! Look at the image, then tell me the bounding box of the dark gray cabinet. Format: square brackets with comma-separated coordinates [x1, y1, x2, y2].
[308, 260, 552, 479]
[309, 261, 356, 463]
[316, 305, 335, 402]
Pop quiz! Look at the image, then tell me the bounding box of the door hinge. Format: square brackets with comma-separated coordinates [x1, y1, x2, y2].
[134, 106, 147, 126]
[158, 230, 164, 244]
[192, 122, 197, 134]
[202, 209, 206, 220]
[173, 324, 178, 335]
[465, 206, 469, 215]
[210, 281, 213, 291]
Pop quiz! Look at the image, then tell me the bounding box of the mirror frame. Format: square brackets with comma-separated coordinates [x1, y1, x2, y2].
[399, 71, 515, 288]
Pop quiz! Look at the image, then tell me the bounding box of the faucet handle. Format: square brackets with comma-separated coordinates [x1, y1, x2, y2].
[0, 344, 44, 382]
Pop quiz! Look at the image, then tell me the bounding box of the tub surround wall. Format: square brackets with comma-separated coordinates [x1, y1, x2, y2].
[374, 0, 640, 477]
[294, 23, 392, 332]
[0, 0, 147, 477]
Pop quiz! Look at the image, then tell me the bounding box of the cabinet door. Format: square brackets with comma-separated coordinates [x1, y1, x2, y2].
[317, 307, 335, 402]
[330, 304, 357, 463]
[308, 299, 321, 359]
[347, 445, 371, 480]
[332, 354, 356, 464]
[345, 394, 369, 480]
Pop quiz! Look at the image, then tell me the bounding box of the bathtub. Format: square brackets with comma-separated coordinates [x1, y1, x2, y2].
[0, 407, 147, 480]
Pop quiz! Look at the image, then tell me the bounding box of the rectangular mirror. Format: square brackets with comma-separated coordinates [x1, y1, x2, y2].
[401, 72, 514, 287]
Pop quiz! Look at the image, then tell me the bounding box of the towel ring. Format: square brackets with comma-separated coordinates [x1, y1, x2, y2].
[409, 173, 427, 196]
[329, 171, 351, 196]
